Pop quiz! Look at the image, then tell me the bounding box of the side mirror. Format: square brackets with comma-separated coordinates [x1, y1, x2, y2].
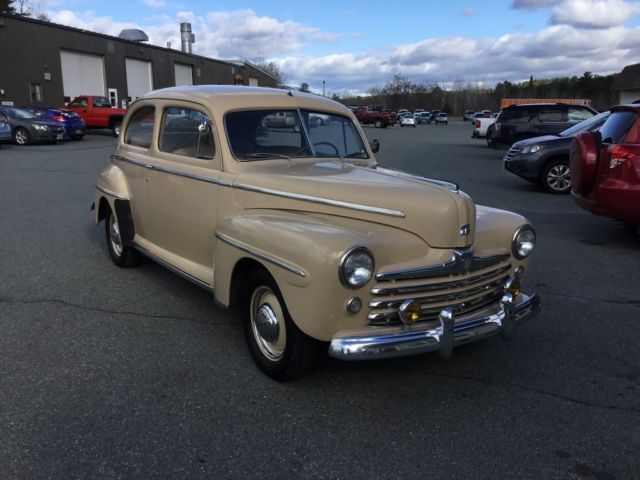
[369, 139, 380, 153]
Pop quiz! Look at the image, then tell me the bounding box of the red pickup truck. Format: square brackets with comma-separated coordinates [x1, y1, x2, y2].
[354, 107, 395, 128]
[63, 96, 127, 137]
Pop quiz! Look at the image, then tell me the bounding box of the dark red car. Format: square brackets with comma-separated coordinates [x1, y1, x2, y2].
[570, 105, 640, 230]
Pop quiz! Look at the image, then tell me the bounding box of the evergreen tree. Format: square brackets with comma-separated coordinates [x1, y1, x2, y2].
[0, 0, 16, 14]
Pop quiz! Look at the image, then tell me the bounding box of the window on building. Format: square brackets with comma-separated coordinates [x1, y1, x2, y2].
[29, 83, 42, 102]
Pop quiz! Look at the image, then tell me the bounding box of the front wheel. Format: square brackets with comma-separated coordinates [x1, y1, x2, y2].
[14, 127, 30, 146]
[541, 160, 571, 194]
[105, 207, 141, 267]
[244, 270, 318, 380]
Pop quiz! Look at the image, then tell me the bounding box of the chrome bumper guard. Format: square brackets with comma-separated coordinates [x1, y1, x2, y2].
[328, 292, 541, 361]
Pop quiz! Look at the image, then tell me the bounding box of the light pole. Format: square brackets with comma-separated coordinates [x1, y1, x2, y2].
[322, 80, 326, 97]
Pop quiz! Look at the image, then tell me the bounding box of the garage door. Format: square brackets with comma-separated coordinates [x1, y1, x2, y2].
[175, 63, 193, 86]
[60, 50, 105, 99]
[249, 77, 259, 86]
[126, 58, 154, 101]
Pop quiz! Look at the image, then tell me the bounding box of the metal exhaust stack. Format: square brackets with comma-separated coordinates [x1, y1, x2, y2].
[180, 22, 195, 54]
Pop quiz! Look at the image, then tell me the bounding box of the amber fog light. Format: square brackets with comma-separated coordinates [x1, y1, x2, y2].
[504, 277, 521, 297]
[399, 300, 421, 324]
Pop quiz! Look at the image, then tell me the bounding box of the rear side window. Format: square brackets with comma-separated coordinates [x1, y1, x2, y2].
[124, 106, 155, 148]
[568, 107, 594, 123]
[159, 107, 215, 159]
[599, 111, 640, 144]
[537, 108, 564, 122]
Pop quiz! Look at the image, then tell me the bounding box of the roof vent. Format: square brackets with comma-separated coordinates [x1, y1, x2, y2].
[118, 29, 149, 42]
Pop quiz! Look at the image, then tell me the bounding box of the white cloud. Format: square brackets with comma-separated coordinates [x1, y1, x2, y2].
[511, 0, 561, 10]
[550, 0, 640, 28]
[139, 0, 167, 8]
[43, 7, 640, 93]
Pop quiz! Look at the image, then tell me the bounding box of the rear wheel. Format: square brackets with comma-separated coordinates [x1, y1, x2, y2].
[14, 127, 30, 146]
[374, 119, 383, 128]
[105, 206, 140, 267]
[244, 270, 318, 380]
[541, 160, 571, 194]
[111, 123, 121, 137]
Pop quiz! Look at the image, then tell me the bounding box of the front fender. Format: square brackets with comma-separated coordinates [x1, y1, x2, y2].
[213, 210, 404, 341]
[94, 163, 131, 222]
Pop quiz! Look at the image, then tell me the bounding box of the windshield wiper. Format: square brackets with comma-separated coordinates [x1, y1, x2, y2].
[237, 152, 292, 160]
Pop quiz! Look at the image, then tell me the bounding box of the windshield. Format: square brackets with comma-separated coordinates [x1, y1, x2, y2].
[225, 109, 369, 161]
[3, 107, 36, 119]
[559, 111, 610, 137]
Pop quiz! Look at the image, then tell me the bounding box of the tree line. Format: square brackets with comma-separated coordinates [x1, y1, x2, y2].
[337, 72, 617, 115]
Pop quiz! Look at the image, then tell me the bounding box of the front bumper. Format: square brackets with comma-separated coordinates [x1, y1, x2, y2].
[329, 291, 540, 360]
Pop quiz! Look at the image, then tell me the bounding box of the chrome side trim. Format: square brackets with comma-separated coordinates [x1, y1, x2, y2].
[134, 245, 213, 292]
[376, 248, 510, 282]
[231, 182, 405, 218]
[216, 232, 307, 278]
[114, 155, 220, 185]
[113, 154, 404, 218]
[375, 166, 460, 193]
[96, 184, 128, 200]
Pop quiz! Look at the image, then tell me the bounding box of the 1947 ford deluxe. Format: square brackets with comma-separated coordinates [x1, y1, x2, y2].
[93, 85, 540, 380]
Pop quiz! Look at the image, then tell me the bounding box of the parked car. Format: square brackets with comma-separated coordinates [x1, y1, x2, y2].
[504, 111, 610, 194]
[23, 106, 87, 140]
[399, 112, 416, 127]
[0, 106, 65, 145]
[493, 103, 597, 147]
[434, 112, 448, 124]
[93, 85, 540, 380]
[416, 112, 432, 124]
[463, 109, 475, 121]
[472, 116, 496, 138]
[570, 105, 640, 229]
[0, 111, 12, 147]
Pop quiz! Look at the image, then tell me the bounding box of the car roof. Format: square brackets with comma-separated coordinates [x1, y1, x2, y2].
[139, 85, 352, 114]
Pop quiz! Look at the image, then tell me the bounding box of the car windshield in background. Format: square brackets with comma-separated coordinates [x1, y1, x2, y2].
[559, 111, 610, 137]
[225, 109, 369, 161]
[3, 107, 36, 119]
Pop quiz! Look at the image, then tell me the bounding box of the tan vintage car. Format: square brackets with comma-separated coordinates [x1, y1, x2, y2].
[92, 85, 540, 380]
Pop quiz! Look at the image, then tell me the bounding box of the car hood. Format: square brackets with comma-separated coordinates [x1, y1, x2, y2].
[232, 161, 476, 248]
[512, 135, 565, 148]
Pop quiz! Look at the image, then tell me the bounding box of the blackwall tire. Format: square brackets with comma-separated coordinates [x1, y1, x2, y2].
[541, 160, 571, 194]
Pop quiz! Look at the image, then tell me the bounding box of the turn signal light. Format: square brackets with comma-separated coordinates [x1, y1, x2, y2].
[399, 300, 421, 324]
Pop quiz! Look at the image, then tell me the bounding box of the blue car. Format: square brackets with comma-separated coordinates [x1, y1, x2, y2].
[24, 106, 87, 140]
[0, 111, 11, 147]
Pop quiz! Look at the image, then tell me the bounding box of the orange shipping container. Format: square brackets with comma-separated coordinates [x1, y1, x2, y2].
[500, 98, 592, 108]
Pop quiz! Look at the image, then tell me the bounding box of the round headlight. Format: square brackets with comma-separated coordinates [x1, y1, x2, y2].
[512, 225, 536, 259]
[339, 247, 374, 289]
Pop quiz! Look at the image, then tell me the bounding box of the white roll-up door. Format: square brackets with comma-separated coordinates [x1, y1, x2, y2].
[60, 51, 106, 99]
[126, 58, 154, 100]
[249, 77, 259, 86]
[175, 64, 193, 86]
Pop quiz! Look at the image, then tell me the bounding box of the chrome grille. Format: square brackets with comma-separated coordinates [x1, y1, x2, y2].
[504, 146, 521, 162]
[369, 259, 511, 326]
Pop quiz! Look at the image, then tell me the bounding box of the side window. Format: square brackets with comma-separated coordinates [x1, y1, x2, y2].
[568, 107, 594, 124]
[124, 106, 155, 148]
[159, 107, 215, 159]
[69, 97, 87, 108]
[537, 108, 564, 122]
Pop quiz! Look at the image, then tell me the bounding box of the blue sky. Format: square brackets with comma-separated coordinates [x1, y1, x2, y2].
[33, 0, 640, 94]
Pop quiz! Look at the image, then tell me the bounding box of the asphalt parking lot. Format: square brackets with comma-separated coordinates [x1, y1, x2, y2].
[1, 122, 638, 479]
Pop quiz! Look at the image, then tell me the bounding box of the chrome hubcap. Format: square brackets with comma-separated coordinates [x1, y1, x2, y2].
[250, 286, 286, 361]
[16, 130, 27, 144]
[547, 164, 571, 191]
[109, 213, 123, 257]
